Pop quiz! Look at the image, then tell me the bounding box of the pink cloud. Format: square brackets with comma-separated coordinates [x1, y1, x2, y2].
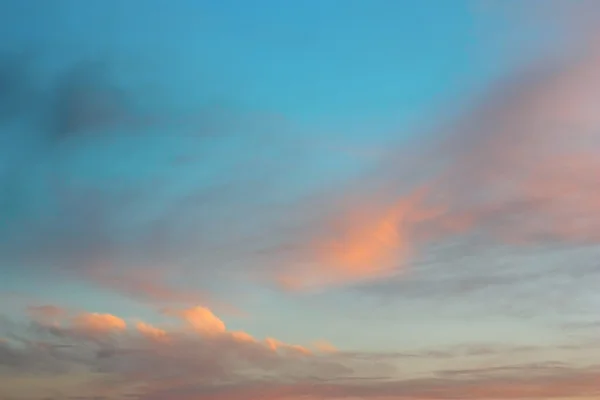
[27, 304, 67, 321]
[136, 321, 169, 342]
[3, 306, 600, 399]
[0, 304, 371, 398]
[266, 37, 600, 292]
[312, 340, 338, 353]
[130, 364, 600, 400]
[71, 312, 127, 334]
[85, 266, 207, 305]
[169, 305, 227, 335]
[431, 47, 600, 244]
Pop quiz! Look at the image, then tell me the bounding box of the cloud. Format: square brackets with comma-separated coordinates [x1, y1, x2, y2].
[48, 59, 133, 140]
[93, 363, 600, 400]
[27, 305, 67, 321]
[272, 187, 440, 290]
[0, 51, 333, 307]
[430, 47, 600, 243]
[265, 22, 600, 292]
[70, 313, 126, 335]
[3, 305, 600, 399]
[83, 267, 209, 306]
[135, 321, 168, 342]
[2, 0, 600, 304]
[0, 50, 408, 305]
[312, 340, 337, 354]
[0, 305, 374, 399]
[168, 306, 226, 335]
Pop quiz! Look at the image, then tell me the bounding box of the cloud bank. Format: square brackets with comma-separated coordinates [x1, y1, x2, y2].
[1, 305, 599, 400]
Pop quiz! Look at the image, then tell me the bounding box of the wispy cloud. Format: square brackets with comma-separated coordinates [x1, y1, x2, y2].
[266, 25, 600, 292]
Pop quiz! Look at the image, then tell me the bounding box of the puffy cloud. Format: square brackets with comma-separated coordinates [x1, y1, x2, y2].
[4, 304, 600, 399]
[172, 306, 226, 335]
[0, 305, 381, 399]
[71, 313, 126, 335]
[135, 321, 168, 342]
[312, 340, 337, 353]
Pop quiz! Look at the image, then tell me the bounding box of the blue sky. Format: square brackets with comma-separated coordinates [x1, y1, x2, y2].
[12, 0, 497, 123]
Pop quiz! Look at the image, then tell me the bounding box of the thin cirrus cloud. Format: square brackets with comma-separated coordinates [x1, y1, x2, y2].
[0, 51, 322, 307]
[1, 1, 599, 314]
[0, 48, 397, 309]
[15, 31, 600, 301]
[430, 47, 600, 244]
[268, 34, 600, 291]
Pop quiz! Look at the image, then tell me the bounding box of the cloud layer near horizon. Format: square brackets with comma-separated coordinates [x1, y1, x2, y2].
[1, 304, 599, 400]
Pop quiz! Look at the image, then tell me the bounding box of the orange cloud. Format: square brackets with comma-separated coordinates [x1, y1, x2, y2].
[165, 306, 312, 354]
[8, 305, 600, 400]
[265, 337, 282, 351]
[171, 306, 227, 335]
[27, 306, 128, 340]
[313, 340, 337, 353]
[230, 330, 256, 343]
[71, 312, 127, 334]
[287, 344, 312, 356]
[273, 40, 600, 293]
[277, 186, 445, 290]
[136, 321, 169, 342]
[264, 337, 311, 355]
[2, 304, 355, 399]
[320, 199, 413, 275]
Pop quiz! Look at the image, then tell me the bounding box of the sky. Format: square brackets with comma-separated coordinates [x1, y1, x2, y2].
[1, 0, 600, 399]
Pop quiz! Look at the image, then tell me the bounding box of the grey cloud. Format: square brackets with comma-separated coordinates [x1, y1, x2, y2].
[48, 59, 132, 140]
[0, 312, 388, 399]
[2, 311, 600, 399]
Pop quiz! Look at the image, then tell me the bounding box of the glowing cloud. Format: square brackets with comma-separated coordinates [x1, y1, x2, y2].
[136, 321, 169, 342]
[71, 312, 127, 334]
[173, 306, 227, 335]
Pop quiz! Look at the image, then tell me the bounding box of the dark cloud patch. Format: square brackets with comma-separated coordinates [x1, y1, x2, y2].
[48, 59, 132, 141]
